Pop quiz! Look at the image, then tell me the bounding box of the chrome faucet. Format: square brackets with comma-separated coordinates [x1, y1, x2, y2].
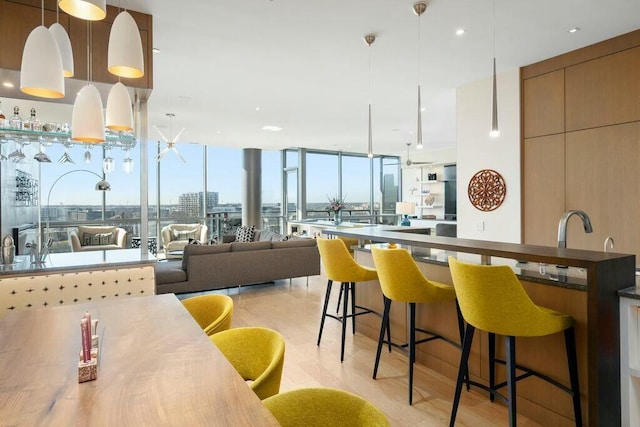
[557, 210, 593, 248]
[604, 236, 615, 252]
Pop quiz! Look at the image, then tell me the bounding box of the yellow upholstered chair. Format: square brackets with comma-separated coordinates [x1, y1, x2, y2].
[209, 327, 285, 400]
[448, 257, 582, 427]
[371, 246, 464, 404]
[263, 387, 390, 427]
[181, 294, 233, 336]
[316, 238, 378, 362]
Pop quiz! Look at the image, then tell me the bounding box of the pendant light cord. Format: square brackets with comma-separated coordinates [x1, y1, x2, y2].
[417, 12, 421, 84]
[41, 0, 44, 26]
[492, 0, 496, 59]
[90, 22, 93, 83]
[368, 43, 372, 106]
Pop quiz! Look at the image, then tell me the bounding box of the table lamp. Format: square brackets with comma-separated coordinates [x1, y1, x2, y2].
[396, 202, 415, 226]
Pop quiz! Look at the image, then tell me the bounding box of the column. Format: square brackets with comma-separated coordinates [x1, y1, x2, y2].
[242, 148, 262, 227]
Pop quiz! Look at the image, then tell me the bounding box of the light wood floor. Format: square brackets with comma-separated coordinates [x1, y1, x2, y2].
[180, 275, 542, 427]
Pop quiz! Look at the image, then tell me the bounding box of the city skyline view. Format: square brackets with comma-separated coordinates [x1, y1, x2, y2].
[39, 142, 387, 207]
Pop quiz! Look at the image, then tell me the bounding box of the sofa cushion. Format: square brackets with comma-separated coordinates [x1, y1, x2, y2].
[271, 239, 317, 249]
[82, 232, 115, 246]
[172, 228, 200, 241]
[155, 261, 187, 285]
[230, 241, 271, 252]
[235, 225, 255, 242]
[182, 243, 231, 270]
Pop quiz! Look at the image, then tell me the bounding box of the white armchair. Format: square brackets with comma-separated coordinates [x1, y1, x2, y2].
[161, 224, 208, 252]
[69, 226, 128, 252]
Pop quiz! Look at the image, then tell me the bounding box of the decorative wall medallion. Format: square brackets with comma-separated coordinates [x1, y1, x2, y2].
[468, 169, 506, 211]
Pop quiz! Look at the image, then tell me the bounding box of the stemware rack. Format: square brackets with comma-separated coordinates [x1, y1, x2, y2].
[0, 127, 137, 151]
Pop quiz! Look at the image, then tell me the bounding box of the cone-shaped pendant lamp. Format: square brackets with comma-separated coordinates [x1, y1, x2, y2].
[413, 2, 427, 149]
[364, 34, 376, 159]
[490, 0, 500, 138]
[106, 82, 133, 131]
[58, 0, 106, 21]
[49, 23, 74, 78]
[72, 84, 105, 143]
[20, 26, 65, 98]
[108, 11, 144, 78]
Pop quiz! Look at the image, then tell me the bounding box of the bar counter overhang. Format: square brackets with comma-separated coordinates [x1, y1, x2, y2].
[323, 226, 634, 427]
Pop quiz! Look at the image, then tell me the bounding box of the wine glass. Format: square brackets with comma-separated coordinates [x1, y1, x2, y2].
[57, 141, 75, 164]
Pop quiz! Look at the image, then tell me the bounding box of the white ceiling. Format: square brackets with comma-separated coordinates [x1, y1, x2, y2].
[116, 0, 640, 158]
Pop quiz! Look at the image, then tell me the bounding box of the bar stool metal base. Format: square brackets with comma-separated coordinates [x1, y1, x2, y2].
[317, 279, 381, 362]
[450, 325, 582, 427]
[373, 297, 467, 405]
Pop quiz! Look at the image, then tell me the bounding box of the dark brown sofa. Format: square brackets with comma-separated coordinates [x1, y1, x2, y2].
[154, 238, 320, 295]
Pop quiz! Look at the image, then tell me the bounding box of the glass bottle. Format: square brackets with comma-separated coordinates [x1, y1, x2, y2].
[9, 106, 23, 130]
[0, 101, 6, 128]
[25, 108, 40, 131]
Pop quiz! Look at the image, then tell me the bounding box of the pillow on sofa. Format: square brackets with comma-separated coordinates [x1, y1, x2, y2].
[172, 228, 199, 241]
[83, 232, 115, 246]
[235, 225, 255, 242]
[182, 243, 231, 271]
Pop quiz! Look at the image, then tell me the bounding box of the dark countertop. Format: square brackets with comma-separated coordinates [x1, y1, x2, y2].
[619, 286, 640, 300]
[0, 249, 156, 277]
[356, 244, 588, 291]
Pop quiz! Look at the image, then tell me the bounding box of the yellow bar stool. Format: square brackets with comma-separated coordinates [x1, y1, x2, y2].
[371, 246, 465, 405]
[448, 257, 582, 427]
[316, 238, 379, 362]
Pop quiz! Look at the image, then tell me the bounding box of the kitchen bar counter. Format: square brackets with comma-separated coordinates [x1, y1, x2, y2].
[324, 227, 635, 427]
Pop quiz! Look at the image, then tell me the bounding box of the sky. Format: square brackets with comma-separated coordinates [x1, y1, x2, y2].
[37, 140, 383, 207]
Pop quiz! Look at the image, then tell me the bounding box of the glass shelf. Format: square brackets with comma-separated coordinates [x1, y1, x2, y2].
[0, 127, 136, 149]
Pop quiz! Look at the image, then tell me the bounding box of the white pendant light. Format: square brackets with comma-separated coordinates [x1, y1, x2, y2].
[106, 82, 133, 131]
[72, 84, 105, 143]
[20, 26, 65, 99]
[413, 2, 427, 149]
[49, 23, 74, 78]
[58, 0, 106, 21]
[364, 34, 375, 159]
[108, 11, 144, 78]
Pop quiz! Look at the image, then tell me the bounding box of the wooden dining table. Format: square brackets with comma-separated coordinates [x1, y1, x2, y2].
[0, 294, 280, 426]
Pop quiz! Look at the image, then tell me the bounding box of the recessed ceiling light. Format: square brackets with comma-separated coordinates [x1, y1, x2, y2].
[152, 48, 160, 53]
[255, 106, 260, 112]
[262, 125, 282, 132]
[455, 28, 465, 36]
[568, 27, 580, 33]
[2, 81, 14, 88]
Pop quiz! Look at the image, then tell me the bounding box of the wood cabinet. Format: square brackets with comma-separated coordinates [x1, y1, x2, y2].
[522, 134, 565, 247]
[522, 69, 565, 138]
[522, 28, 640, 262]
[566, 46, 640, 132]
[0, 0, 153, 90]
[565, 123, 640, 253]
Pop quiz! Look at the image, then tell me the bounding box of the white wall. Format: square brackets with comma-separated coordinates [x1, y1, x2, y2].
[456, 68, 521, 243]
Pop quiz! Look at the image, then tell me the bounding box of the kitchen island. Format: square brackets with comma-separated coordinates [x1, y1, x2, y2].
[323, 227, 634, 427]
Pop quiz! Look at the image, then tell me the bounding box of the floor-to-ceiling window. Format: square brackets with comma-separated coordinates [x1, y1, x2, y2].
[341, 154, 372, 222]
[206, 146, 242, 239]
[262, 150, 282, 233]
[305, 151, 338, 219]
[41, 141, 140, 252]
